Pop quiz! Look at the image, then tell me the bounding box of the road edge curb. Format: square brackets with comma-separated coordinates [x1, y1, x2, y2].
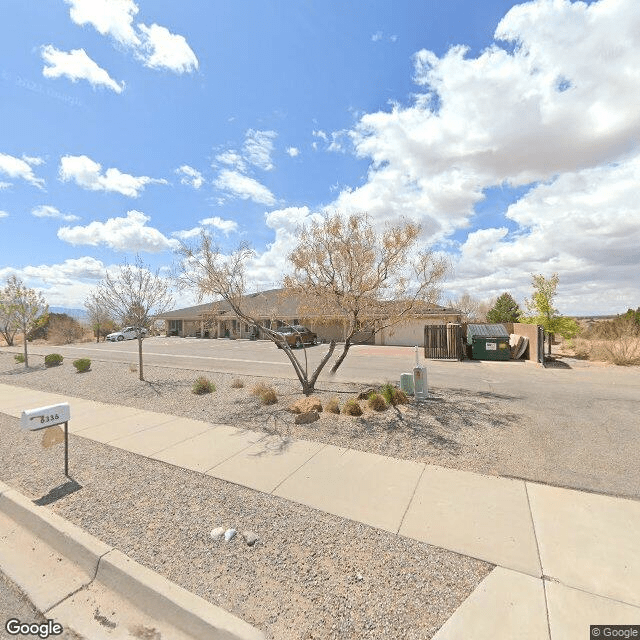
[0, 480, 264, 640]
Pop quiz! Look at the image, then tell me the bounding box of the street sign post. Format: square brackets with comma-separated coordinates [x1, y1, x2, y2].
[20, 403, 71, 476]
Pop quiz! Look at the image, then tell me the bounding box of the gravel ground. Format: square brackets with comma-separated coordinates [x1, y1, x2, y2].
[0, 412, 491, 640]
[0, 353, 522, 477]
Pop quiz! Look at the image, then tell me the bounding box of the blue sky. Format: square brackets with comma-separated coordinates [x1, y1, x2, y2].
[1, 0, 639, 315]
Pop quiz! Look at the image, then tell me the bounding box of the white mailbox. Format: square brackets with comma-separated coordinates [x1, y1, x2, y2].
[20, 403, 70, 431]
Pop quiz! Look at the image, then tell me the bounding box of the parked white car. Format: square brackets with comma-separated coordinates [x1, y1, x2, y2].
[106, 327, 148, 342]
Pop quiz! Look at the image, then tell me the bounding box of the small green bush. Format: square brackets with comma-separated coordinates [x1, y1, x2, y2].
[14, 354, 24, 363]
[325, 397, 340, 414]
[368, 393, 387, 411]
[72, 358, 91, 373]
[380, 382, 409, 406]
[44, 353, 64, 367]
[231, 378, 244, 388]
[343, 399, 363, 416]
[192, 376, 215, 394]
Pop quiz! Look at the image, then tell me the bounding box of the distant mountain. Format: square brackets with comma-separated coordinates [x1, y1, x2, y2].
[49, 306, 88, 320]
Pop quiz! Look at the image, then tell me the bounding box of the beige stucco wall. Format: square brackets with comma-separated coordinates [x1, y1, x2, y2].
[377, 315, 461, 347]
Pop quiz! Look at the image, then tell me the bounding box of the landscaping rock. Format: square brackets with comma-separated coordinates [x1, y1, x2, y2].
[288, 396, 323, 414]
[210, 526, 225, 540]
[295, 411, 320, 425]
[224, 528, 236, 541]
[243, 530, 259, 546]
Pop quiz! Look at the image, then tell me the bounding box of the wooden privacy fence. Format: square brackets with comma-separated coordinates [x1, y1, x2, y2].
[424, 324, 463, 360]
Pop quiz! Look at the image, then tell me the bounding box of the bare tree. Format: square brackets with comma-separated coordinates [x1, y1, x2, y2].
[0, 279, 20, 346]
[94, 256, 173, 381]
[176, 233, 337, 395]
[84, 293, 115, 343]
[1, 275, 48, 366]
[448, 292, 495, 323]
[285, 213, 448, 374]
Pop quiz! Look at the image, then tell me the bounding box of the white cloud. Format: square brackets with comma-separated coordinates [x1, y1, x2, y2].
[65, 0, 140, 46]
[21, 155, 44, 166]
[32, 205, 80, 222]
[64, 0, 198, 74]
[0, 153, 45, 189]
[0, 211, 8, 219]
[59, 155, 167, 197]
[41, 45, 125, 93]
[175, 165, 204, 189]
[286, 147, 300, 158]
[243, 129, 277, 171]
[137, 23, 198, 73]
[215, 150, 246, 172]
[199, 216, 238, 235]
[371, 31, 383, 42]
[58, 210, 179, 253]
[214, 169, 275, 206]
[324, 0, 640, 312]
[0, 182, 10, 190]
[171, 227, 202, 240]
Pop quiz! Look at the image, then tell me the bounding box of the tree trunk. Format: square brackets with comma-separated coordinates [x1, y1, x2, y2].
[22, 323, 28, 368]
[329, 337, 352, 375]
[138, 335, 144, 381]
[96, 325, 100, 343]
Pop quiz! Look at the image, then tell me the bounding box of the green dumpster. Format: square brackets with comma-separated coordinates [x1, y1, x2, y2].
[466, 324, 511, 361]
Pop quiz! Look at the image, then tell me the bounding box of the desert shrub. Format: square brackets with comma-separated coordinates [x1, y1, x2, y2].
[192, 377, 215, 394]
[325, 397, 340, 414]
[260, 388, 278, 405]
[392, 388, 409, 405]
[14, 354, 24, 363]
[368, 393, 387, 411]
[231, 378, 244, 388]
[44, 353, 64, 367]
[72, 358, 91, 373]
[575, 316, 640, 365]
[343, 399, 363, 416]
[380, 382, 408, 406]
[251, 382, 271, 396]
[47, 314, 84, 344]
[129, 363, 138, 373]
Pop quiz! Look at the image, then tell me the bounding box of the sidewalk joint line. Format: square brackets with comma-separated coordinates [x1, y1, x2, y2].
[42, 547, 112, 615]
[524, 482, 551, 638]
[270, 443, 328, 494]
[202, 434, 269, 474]
[396, 463, 426, 535]
[547, 577, 640, 610]
[149, 423, 221, 458]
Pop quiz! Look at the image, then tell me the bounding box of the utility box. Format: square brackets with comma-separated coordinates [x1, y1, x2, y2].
[400, 373, 414, 395]
[467, 324, 511, 361]
[413, 366, 428, 400]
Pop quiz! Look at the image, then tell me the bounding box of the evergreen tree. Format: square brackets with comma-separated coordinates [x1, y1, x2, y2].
[486, 293, 521, 323]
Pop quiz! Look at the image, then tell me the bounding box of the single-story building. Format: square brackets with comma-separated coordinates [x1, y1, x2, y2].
[155, 288, 462, 347]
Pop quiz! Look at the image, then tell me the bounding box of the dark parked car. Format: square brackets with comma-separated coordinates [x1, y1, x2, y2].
[274, 325, 317, 348]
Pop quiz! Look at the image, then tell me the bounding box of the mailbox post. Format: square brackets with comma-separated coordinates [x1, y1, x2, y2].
[20, 403, 71, 476]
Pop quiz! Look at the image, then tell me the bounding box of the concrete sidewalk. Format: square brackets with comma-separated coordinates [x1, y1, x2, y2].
[1, 383, 638, 639]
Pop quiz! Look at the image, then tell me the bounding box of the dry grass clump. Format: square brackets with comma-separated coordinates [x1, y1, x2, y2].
[252, 382, 278, 405]
[129, 363, 138, 373]
[368, 393, 387, 411]
[325, 397, 340, 414]
[231, 378, 245, 388]
[192, 376, 215, 395]
[343, 399, 363, 416]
